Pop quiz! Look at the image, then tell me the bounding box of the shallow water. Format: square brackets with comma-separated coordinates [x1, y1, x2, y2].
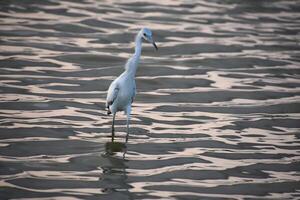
[0, 0, 300, 199]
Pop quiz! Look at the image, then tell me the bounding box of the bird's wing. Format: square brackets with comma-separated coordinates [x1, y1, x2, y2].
[106, 83, 119, 109]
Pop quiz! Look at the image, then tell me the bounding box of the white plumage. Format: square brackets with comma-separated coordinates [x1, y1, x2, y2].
[106, 28, 157, 142]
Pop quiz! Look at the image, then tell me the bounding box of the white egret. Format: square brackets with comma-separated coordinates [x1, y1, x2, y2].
[106, 27, 158, 142]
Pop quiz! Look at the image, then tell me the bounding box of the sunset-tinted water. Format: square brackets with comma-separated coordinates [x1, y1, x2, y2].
[0, 0, 300, 199]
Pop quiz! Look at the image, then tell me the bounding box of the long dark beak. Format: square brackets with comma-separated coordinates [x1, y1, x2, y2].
[152, 41, 158, 51]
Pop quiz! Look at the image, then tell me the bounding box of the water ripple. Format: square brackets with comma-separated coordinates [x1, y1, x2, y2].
[0, 0, 300, 199]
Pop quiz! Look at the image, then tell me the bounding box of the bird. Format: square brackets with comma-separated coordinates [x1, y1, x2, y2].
[106, 27, 158, 142]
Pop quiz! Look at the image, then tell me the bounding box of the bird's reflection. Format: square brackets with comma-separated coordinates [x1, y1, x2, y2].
[98, 141, 131, 195]
[105, 141, 128, 159]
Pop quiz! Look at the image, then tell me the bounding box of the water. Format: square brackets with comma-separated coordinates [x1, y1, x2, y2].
[0, 0, 300, 199]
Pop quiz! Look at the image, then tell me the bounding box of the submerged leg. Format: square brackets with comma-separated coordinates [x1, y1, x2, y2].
[125, 106, 131, 142]
[112, 113, 116, 142]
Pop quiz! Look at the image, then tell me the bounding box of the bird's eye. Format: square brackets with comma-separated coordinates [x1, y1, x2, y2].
[143, 33, 146, 37]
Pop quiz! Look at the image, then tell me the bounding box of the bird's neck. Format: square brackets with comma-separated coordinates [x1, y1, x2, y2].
[125, 33, 143, 76]
[134, 34, 142, 56]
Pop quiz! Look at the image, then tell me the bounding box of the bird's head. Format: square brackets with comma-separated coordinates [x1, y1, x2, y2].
[140, 28, 158, 50]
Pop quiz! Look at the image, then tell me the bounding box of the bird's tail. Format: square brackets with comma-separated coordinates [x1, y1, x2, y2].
[106, 101, 113, 115]
[107, 105, 111, 115]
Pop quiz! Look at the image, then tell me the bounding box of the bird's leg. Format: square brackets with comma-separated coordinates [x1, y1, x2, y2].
[125, 106, 131, 143]
[112, 113, 116, 142]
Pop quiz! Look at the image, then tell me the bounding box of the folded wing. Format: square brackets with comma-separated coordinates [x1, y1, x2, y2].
[106, 84, 119, 115]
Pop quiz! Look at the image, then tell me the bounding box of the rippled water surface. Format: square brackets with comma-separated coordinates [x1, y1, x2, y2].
[1, 0, 300, 199]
